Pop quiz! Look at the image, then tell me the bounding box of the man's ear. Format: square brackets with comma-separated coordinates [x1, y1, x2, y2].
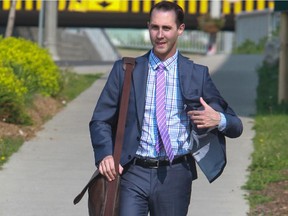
[178, 23, 185, 35]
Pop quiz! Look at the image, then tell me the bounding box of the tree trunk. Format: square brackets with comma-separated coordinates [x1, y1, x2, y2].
[278, 12, 288, 103]
[5, 0, 17, 37]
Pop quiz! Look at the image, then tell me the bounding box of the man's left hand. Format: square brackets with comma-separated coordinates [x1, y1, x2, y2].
[188, 97, 221, 129]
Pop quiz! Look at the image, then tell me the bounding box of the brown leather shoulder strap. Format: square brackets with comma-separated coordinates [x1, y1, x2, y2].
[113, 57, 135, 167]
[73, 57, 136, 207]
[104, 57, 135, 216]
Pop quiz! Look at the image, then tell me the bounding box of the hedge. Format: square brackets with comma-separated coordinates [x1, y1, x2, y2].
[0, 37, 62, 124]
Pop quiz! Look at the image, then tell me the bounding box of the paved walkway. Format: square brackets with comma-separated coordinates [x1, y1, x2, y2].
[0, 54, 263, 216]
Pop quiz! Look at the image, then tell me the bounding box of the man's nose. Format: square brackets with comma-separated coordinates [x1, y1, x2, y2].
[157, 29, 164, 38]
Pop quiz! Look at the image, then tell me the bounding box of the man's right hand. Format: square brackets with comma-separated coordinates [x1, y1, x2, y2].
[99, 155, 123, 181]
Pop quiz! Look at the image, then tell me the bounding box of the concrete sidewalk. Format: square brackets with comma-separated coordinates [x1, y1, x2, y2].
[0, 54, 263, 216]
[189, 54, 263, 216]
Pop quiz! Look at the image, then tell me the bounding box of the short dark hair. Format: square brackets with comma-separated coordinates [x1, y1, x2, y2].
[149, 1, 184, 27]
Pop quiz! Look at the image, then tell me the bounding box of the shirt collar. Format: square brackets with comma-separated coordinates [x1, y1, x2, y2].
[149, 50, 178, 71]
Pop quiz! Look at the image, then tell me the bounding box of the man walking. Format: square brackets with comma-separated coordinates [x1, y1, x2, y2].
[89, 2, 243, 215]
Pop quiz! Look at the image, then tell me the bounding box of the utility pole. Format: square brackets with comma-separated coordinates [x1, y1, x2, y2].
[5, 0, 17, 37]
[275, 1, 288, 103]
[44, 1, 59, 61]
[278, 12, 288, 103]
[38, 0, 45, 47]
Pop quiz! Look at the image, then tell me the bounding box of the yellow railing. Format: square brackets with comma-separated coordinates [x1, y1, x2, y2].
[1, 0, 275, 15]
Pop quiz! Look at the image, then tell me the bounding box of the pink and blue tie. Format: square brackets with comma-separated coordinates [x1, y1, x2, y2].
[155, 63, 174, 162]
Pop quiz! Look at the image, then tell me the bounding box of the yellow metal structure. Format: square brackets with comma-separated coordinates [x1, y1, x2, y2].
[1, 0, 275, 15]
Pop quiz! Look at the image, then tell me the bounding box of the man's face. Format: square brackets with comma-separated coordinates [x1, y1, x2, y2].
[148, 9, 185, 61]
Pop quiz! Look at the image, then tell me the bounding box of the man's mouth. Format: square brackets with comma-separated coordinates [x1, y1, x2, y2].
[156, 42, 166, 47]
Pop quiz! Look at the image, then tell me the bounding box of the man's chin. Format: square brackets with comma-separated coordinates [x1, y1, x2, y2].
[155, 44, 166, 50]
[154, 48, 167, 56]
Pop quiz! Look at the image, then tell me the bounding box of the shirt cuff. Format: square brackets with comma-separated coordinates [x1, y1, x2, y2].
[218, 112, 226, 132]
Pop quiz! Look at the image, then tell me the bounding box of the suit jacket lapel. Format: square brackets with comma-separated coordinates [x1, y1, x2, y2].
[132, 53, 149, 126]
[178, 53, 196, 99]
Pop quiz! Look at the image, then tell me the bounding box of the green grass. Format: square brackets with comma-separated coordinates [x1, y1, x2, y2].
[245, 193, 273, 208]
[244, 61, 288, 208]
[0, 137, 24, 167]
[0, 70, 101, 168]
[58, 70, 102, 102]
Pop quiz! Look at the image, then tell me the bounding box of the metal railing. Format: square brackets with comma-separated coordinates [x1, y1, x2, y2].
[105, 29, 211, 54]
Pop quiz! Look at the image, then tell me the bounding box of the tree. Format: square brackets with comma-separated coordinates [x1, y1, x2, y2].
[197, 14, 225, 55]
[5, 0, 17, 37]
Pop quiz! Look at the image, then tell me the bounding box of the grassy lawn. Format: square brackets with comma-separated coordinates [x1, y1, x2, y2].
[58, 70, 102, 101]
[244, 61, 288, 211]
[0, 71, 101, 167]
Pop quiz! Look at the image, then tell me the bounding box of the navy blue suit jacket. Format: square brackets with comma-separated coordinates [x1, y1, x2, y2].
[89, 51, 243, 181]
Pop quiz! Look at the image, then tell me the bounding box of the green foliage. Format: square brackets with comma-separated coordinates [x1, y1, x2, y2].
[246, 194, 272, 208]
[0, 37, 62, 124]
[244, 115, 288, 191]
[58, 70, 102, 102]
[0, 62, 27, 99]
[0, 62, 31, 124]
[0, 137, 24, 167]
[233, 38, 267, 54]
[0, 36, 101, 167]
[256, 62, 288, 114]
[256, 62, 278, 114]
[0, 37, 61, 96]
[245, 59, 288, 208]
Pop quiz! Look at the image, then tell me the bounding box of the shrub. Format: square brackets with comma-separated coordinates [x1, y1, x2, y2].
[233, 38, 267, 54]
[0, 37, 61, 96]
[0, 37, 62, 124]
[0, 62, 30, 124]
[256, 62, 288, 114]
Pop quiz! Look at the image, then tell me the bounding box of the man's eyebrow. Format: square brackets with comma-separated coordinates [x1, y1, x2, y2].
[149, 23, 172, 29]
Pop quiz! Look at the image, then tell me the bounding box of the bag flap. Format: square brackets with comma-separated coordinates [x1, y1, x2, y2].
[73, 169, 100, 205]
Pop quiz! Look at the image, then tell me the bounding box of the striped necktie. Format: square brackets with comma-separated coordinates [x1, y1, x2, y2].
[155, 63, 174, 162]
